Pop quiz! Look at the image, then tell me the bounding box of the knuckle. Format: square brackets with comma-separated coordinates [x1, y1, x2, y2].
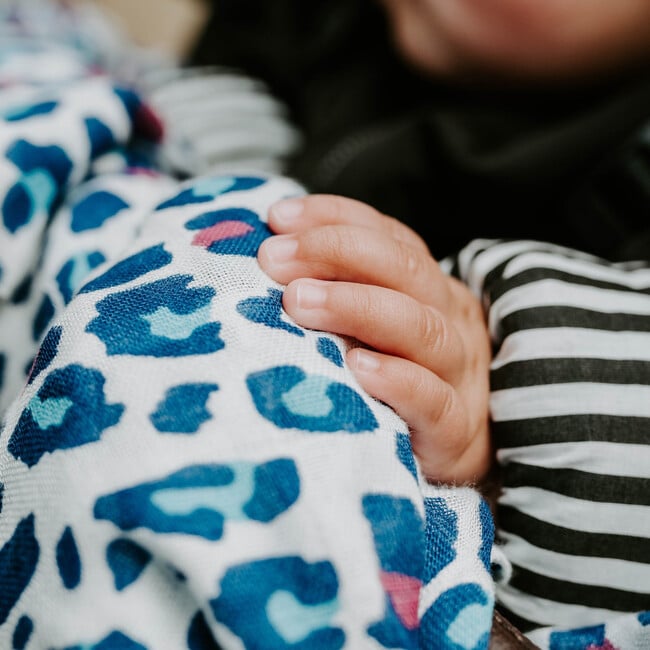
[434, 382, 457, 424]
[449, 277, 484, 321]
[296, 225, 343, 265]
[398, 243, 424, 277]
[316, 227, 354, 267]
[418, 306, 450, 354]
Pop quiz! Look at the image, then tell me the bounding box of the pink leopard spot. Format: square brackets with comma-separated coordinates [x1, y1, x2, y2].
[192, 221, 254, 247]
[380, 571, 422, 630]
[135, 103, 165, 142]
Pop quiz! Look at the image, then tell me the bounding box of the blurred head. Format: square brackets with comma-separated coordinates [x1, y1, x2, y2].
[378, 0, 650, 82]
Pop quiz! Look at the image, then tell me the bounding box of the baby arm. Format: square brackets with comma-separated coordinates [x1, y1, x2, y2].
[258, 194, 492, 485]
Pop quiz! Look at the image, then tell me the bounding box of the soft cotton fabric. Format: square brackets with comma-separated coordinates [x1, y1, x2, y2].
[0, 8, 496, 649]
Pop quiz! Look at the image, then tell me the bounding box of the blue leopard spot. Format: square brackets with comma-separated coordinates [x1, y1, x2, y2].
[12, 614, 33, 650]
[210, 556, 344, 650]
[113, 87, 163, 144]
[423, 497, 458, 582]
[3, 169, 57, 232]
[367, 595, 418, 650]
[247, 365, 378, 433]
[363, 495, 424, 578]
[114, 87, 142, 121]
[188, 610, 223, 650]
[86, 275, 224, 357]
[185, 207, 270, 256]
[144, 306, 212, 339]
[549, 625, 606, 650]
[364, 496, 423, 647]
[395, 433, 418, 481]
[24, 392, 69, 431]
[3, 100, 58, 121]
[120, 144, 158, 170]
[10, 274, 33, 304]
[237, 288, 303, 336]
[28, 396, 77, 435]
[9, 364, 124, 467]
[156, 176, 266, 210]
[56, 526, 81, 589]
[79, 244, 171, 295]
[32, 293, 55, 342]
[56, 630, 147, 650]
[150, 383, 219, 433]
[85, 117, 116, 158]
[639, 611, 650, 625]
[94, 459, 298, 540]
[106, 539, 152, 591]
[242, 459, 300, 523]
[3, 177, 33, 232]
[268, 591, 341, 645]
[57, 251, 106, 303]
[6, 139, 72, 184]
[478, 498, 494, 573]
[448, 603, 493, 650]
[419, 584, 492, 650]
[94, 465, 231, 539]
[27, 325, 62, 384]
[317, 338, 343, 367]
[71, 190, 130, 232]
[0, 514, 39, 625]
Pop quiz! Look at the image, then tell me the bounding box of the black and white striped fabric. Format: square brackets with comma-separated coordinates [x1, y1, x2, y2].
[450, 239, 650, 641]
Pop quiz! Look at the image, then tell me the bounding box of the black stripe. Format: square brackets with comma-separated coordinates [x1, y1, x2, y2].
[486, 266, 650, 304]
[492, 414, 650, 447]
[491, 358, 650, 389]
[500, 307, 650, 336]
[502, 463, 650, 506]
[507, 563, 650, 612]
[497, 505, 650, 564]
[449, 242, 500, 283]
[480, 254, 511, 293]
[448, 255, 461, 280]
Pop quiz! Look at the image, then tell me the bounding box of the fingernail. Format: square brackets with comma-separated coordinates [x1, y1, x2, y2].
[350, 348, 380, 372]
[295, 279, 327, 309]
[263, 235, 298, 264]
[270, 198, 304, 226]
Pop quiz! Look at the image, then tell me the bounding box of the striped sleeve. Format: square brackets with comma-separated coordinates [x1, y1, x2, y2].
[453, 239, 650, 632]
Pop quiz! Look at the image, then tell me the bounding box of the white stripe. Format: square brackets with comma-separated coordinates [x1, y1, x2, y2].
[162, 97, 293, 134]
[489, 279, 650, 337]
[502, 251, 650, 287]
[195, 127, 299, 159]
[460, 240, 541, 296]
[497, 442, 650, 478]
[491, 327, 650, 367]
[148, 70, 270, 102]
[499, 486, 650, 537]
[491, 383, 650, 420]
[496, 583, 623, 628]
[498, 531, 650, 594]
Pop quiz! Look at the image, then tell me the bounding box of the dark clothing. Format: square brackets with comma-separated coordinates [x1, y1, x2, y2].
[190, 0, 650, 262]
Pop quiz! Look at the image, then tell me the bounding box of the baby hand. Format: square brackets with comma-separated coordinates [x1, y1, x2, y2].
[258, 195, 492, 485]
